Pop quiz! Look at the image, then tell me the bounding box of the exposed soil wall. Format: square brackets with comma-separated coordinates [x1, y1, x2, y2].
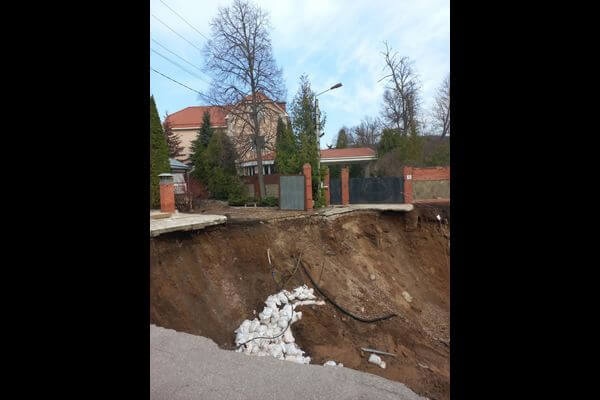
[150, 207, 450, 400]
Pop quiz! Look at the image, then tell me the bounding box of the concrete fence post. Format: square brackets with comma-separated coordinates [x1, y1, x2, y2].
[303, 163, 313, 211]
[341, 166, 349, 206]
[403, 166, 413, 204]
[158, 173, 176, 213]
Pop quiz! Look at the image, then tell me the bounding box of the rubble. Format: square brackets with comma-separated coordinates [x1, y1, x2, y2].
[234, 285, 325, 364]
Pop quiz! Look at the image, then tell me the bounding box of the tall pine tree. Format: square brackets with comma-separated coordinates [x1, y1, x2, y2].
[274, 117, 299, 174]
[163, 112, 184, 158]
[150, 95, 171, 208]
[199, 110, 214, 147]
[204, 131, 244, 201]
[290, 75, 325, 205]
[189, 111, 214, 182]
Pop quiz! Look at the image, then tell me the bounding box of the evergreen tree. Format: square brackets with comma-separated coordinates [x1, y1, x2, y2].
[150, 95, 171, 208]
[203, 131, 244, 201]
[274, 117, 299, 174]
[163, 112, 184, 158]
[199, 111, 214, 147]
[189, 111, 214, 183]
[378, 128, 401, 155]
[290, 75, 325, 205]
[335, 128, 349, 149]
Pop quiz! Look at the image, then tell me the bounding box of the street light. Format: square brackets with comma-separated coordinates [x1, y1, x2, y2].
[314, 82, 342, 205]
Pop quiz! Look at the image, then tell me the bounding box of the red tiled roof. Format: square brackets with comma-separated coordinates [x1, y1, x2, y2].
[166, 106, 229, 129]
[244, 148, 375, 163]
[166, 96, 287, 129]
[244, 152, 275, 162]
[320, 147, 376, 158]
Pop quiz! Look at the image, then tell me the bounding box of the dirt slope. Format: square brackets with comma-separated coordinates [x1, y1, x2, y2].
[150, 208, 450, 400]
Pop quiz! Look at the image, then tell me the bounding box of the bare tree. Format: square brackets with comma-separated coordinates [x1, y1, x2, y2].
[431, 75, 450, 138]
[378, 42, 421, 136]
[352, 116, 381, 148]
[203, 0, 285, 199]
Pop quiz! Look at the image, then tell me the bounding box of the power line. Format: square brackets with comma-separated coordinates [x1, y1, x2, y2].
[151, 13, 203, 52]
[151, 38, 204, 73]
[151, 48, 209, 83]
[151, 67, 205, 96]
[158, 0, 210, 42]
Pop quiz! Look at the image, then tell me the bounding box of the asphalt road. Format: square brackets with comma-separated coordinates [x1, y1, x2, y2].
[151, 324, 427, 400]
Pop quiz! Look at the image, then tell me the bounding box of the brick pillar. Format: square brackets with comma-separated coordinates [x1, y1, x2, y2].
[324, 167, 330, 206]
[341, 166, 349, 206]
[403, 166, 413, 204]
[303, 163, 313, 210]
[159, 173, 176, 213]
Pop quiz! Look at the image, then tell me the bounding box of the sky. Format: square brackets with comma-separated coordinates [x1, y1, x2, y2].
[150, 0, 449, 149]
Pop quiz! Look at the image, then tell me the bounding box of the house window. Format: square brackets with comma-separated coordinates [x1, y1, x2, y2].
[263, 164, 275, 175]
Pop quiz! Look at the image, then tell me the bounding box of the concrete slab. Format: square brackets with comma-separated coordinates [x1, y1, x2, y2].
[320, 204, 414, 218]
[150, 324, 427, 400]
[350, 204, 414, 212]
[150, 212, 227, 237]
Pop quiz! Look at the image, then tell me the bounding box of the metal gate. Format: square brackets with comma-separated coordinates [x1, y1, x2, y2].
[279, 175, 305, 210]
[329, 178, 341, 204]
[349, 177, 404, 203]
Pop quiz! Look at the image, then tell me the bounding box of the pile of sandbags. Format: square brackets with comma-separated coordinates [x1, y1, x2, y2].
[234, 285, 325, 364]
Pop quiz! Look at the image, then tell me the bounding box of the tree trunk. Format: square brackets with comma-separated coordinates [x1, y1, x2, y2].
[252, 107, 266, 199]
[256, 143, 266, 199]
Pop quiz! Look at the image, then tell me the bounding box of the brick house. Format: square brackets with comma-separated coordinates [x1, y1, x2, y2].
[165, 94, 288, 175]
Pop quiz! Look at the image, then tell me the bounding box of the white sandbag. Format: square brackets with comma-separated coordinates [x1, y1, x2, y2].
[368, 354, 386, 369]
[235, 331, 249, 345]
[277, 292, 289, 304]
[259, 307, 273, 321]
[277, 317, 289, 329]
[292, 286, 305, 299]
[291, 311, 302, 323]
[268, 343, 283, 358]
[249, 319, 260, 333]
[284, 290, 296, 301]
[282, 328, 295, 343]
[236, 319, 251, 334]
[270, 308, 280, 322]
[281, 304, 293, 318]
[256, 324, 267, 336]
[284, 343, 302, 356]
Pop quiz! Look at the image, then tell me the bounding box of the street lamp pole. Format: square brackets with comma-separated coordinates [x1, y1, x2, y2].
[314, 82, 342, 203]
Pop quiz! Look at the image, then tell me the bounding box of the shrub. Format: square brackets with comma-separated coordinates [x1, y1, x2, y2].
[259, 196, 279, 207]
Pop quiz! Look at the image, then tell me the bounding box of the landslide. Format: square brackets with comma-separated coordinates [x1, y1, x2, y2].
[150, 207, 450, 400]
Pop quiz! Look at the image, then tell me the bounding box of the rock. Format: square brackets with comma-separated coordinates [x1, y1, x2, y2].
[402, 291, 413, 303]
[369, 274, 376, 281]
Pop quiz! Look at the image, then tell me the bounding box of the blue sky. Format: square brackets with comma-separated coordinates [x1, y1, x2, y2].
[150, 0, 449, 148]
